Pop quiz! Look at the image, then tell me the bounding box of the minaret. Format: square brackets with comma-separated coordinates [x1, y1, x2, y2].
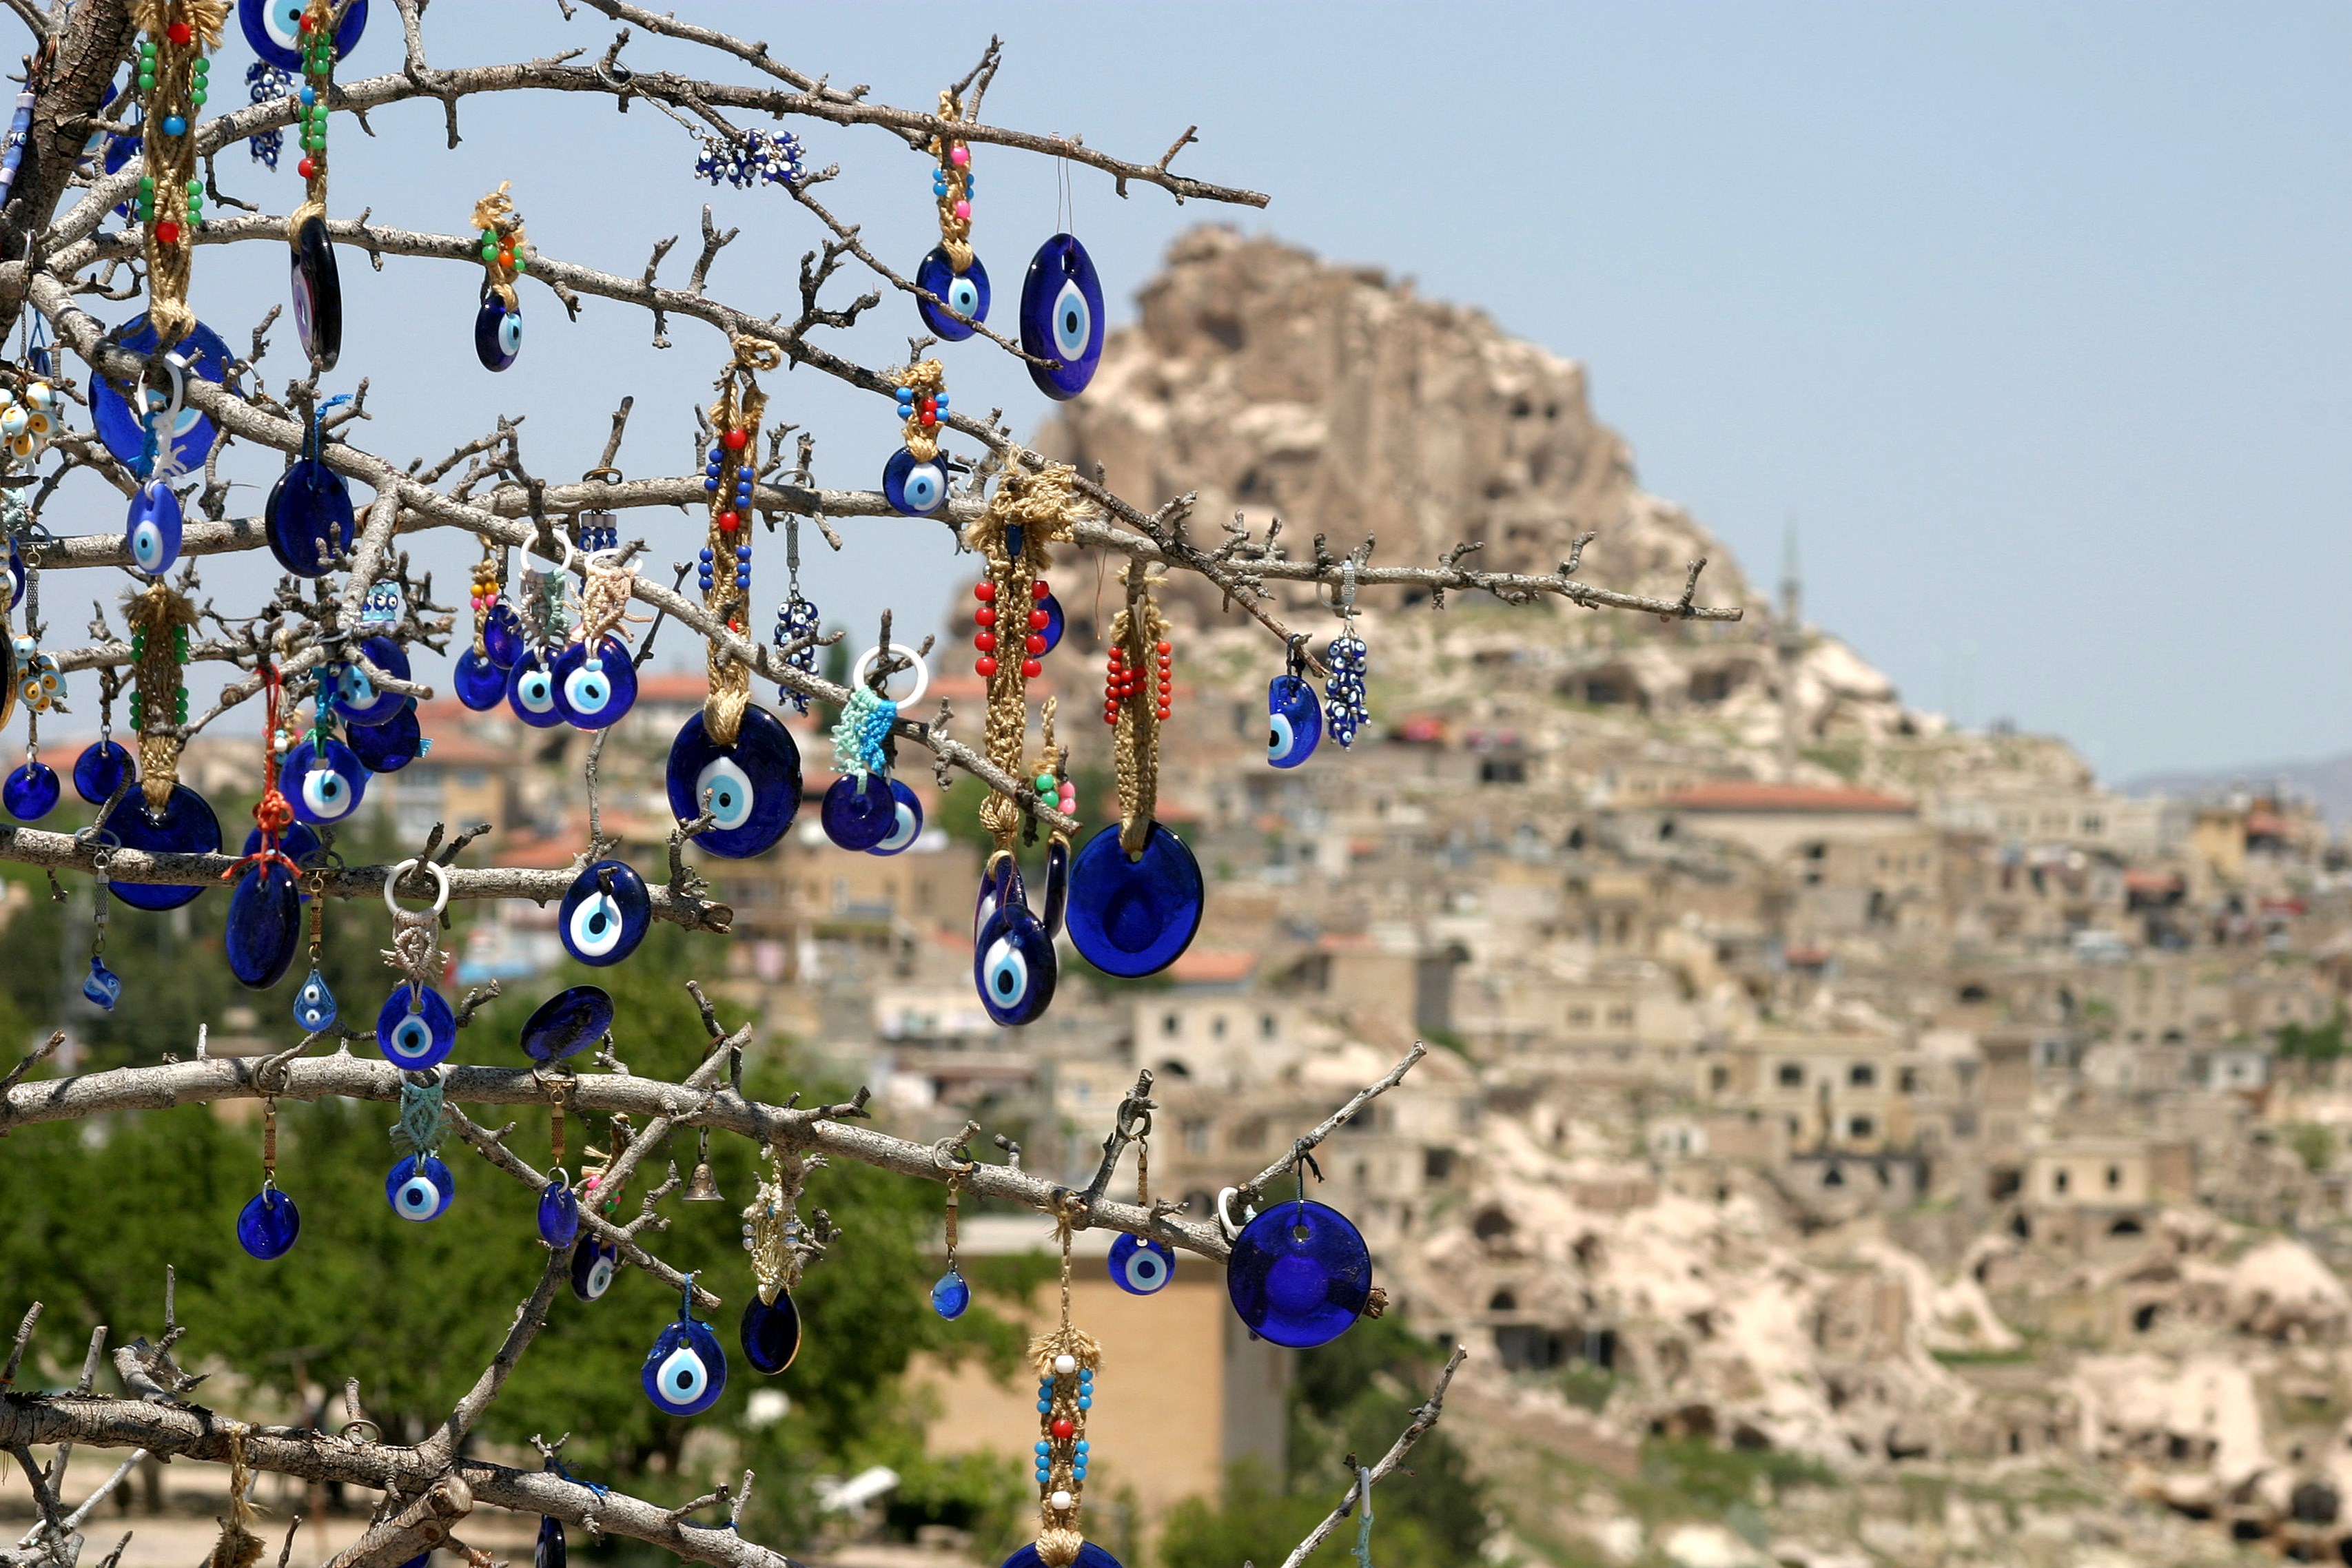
[1777, 520, 1802, 781]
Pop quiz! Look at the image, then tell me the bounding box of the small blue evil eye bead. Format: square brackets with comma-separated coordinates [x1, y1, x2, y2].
[386, 1154, 455, 1223]
[283, 736, 368, 824]
[883, 447, 948, 517]
[571, 1240, 620, 1301]
[376, 984, 456, 1070]
[507, 648, 565, 728]
[642, 1313, 728, 1418]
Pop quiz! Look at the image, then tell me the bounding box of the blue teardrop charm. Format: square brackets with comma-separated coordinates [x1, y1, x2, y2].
[931, 1268, 970, 1320]
[1065, 821, 1204, 979]
[559, 859, 651, 967]
[538, 1180, 580, 1248]
[741, 1292, 803, 1374]
[642, 1311, 728, 1416]
[225, 860, 302, 990]
[292, 967, 338, 1033]
[1267, 673, 1321, 767]
[126, 479, 183, 575]
[376, 985, 456, 1070]
[236, 1187, 300, 1260]
[476, 291, 522, 372]
[454, 648, 505, 710]
[81, 955, 121, 1011]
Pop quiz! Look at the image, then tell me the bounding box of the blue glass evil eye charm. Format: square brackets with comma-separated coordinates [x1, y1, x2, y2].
[72, 740, 134, 805]
[1226, 1199, 1373, 1349]
[482, 604, 524, 669]
[538, 1179, 580, 1248]
[976, 854, 1025, 944]
[3, 761, 59, 821]
[263, 455, 357, 577]
[560, 859, 651, 967]
[869, 778, 924, 856]
[475, 290, 522, 372]
[292, 968, 338, 1033]
[643, 1303, 728, 1416]
[291, 212, 344, 371]
[917, 245, 989, 339]
[241, 0, 367, 72]
[82, 955, 121, 1011]
[821, 772, 897, 852]
[90, 316, 232, 477]
[336, 637, 410, 726]
[535, 1516, 566, 1568]
[386, 1153, 455, 1223]
[126, 480, 183, 575]
[740, 1292, 802, 1374]
[507, 648, 564, 728]
[283, 736, 369, 824]
[932, 1268, 970, 1320]
[571, 1239, 620, 1301]
[1109, 1232, 1174, 1296]
[975, 904, 1056, 1027]
[376, 985, 456, 1070]
[883, 447, 948, 517]
[343, 702, 423, 774]
[108, 785, 221, 911]
[553, 636, 637, 728]
[520, 985, 615, 1064]
[1267, 673, 1320, 768]
[454, 648, 505, 710]
[225, 861, 302, 990]
[1065, 821, 1205, 979]
[236, 1186, 300, 1260]
[1019, 234, 1105, 400]
[664, 708, 803, 858]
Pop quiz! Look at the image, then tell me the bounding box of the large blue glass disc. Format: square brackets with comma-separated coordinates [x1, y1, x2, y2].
[664, 708, 802, 858]
[520, 984, 613, 1063]
[1267, 674, 1321, 768]
[90, 316, 234, 477]
[345, 702, 423, 773]
[974, 904, 1056, 1026]
[482, 604, 524, 669]
[263, 457, 357, 577]
[506, 648, 565, 728]
[642, 1317, 727, 1416]
[241, 0, 367, 72]
[571, 1239, 619, 1301]
[882, 446, 948, 517]
[869, 779, 923, 857]
[453, 648, 505, 710]
[108, 785, 221, 910]
[559, 859, 650, 967]
[283, 736, 369, 824]
[3, 761, 59, 821]
[73, 740, 135, 805]
[553, 637, 637, 729]
[126, 480, 183, 575]
[336, 636, 410, 725]
[1226, 1199, 1372, 1350]
[821, 772, 896, 852]
[1065, 822, 1204, 979]
[998, 1544, 1123, 1568]
[236, 1187, 300, 1260]
[475, 293, 522, 372]
[376, 985, 455, 1070]
[386, 1153, 455, 1222]
[6, 541, 22, 610]
[740, 1291, 802, 1374]
[225, 861, 301, 989]
[538, 1180, 580, 1248]
[916, 245, 988, 340]
[1018, 234, 1105, 400]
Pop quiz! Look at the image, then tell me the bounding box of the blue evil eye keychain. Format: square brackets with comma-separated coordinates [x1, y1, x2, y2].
[1324, 560, 1369, 748]
[79, 863, 121, 1009]
[236, 1094, 300, 1260]
[739, 1144, 807, 1374]
[559, 859, 650, 967]
[471, 182, 529, 371]
[771, 516, 819, 714]
[916, 99, 986, 339]
[263, 396, 358, 577]
[385, 1071, 456, 1224]
[642, 1272, 728, 1416]
[1267, 637, 1321, 768]
[824, 640, 925, 852]
[375, 857, 456, 1071]
[932, 1173, 971, 1320]
[507, 536, 575, 729]
[666, 703, 801, 860]
[125, 479, 181, 575]
[1019, 232, 1106, 401]
[1105, 1122, 1173, 1295]
[456, 541, 509, 708]
[885, 362, 950, 517]
[557, 527, 645, 729]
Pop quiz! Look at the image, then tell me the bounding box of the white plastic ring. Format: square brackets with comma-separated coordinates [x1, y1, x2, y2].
[382, 857, 452, 918]
[525, 528, 574, 575]
[582, 546, 623, 572]
[1215, 1186, 1257, 1242]
[851, 644, 929, 709]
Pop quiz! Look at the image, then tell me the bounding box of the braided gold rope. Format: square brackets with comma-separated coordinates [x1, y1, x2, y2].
[743, 1143, 806, 1306]
[473, 183, 526, 310]
[932, 91, 973, 273]
[895, 358, 948, 464]
[702, 337, 778, 746]
[963, 460, 1081, 850]
[203, 1423, 263, 1568]
[127, 581, 196, 812]
[1030, 1215, 1102, 1568]
[287, 0, 331, 236]
[1108, 566, 1167, 858]
[130, 0, 229, 349]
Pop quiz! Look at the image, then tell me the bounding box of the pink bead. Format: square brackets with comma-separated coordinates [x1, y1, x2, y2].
[954, 200, 970, 221]
[950, 146, 970, 167]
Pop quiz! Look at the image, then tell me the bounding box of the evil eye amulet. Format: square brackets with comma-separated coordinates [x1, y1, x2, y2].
[642, 1316, 728, 1416]
[916, 245, 989, 339]
[976, 854, 1026, 945]
[869, 779, 924, 856]
[520, 984, 615, 1064]
[664, 708, 802, 858]
[3, 761, 59, 822]
[1267, 674, 1321, 767]
[237, 1188, 300, 1260]
[571, 1240, 620, 1301]
[344, 702, 424, 774]
[108, 785, 221, 911]
[292, 968, 338, 1033]
[241, 0, 368, 72]
[263, 456, 357, 577]
[560, 858, 651, 967]
[376, 985, 456, 1070]
[553, 637, 637, 728]
[482, 604, 524, 669]
[740, 1292, 802, 1375]
[1226, 1199, 1373, 1350]
[1065, 821, 1205, 979]
[225, 861, 302, 990]
[90, 316, 232, 477]
[974, 903, 1056, 1027]
[290, 213, 344, 372]
[386, 1153, 455, 1223]
[454, 648, 505, 710]
[821, 772, 897, 852]
[5, 544, 22, 611]
[475, 291, 522, 372]
[538, 1179, 580, 1248]
[72, 739, 134, 805]
[1019, 234, 1105, 400]
[507, 649, 565, 727]
[337, 637, 411, 726]
[126, 480, 182, 575]
[1109, 1232, 1175, 1295]
[883, 446, 948, 517]
[283, 736, 369, 824]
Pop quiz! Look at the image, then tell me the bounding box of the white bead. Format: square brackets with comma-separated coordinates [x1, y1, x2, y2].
[1053, 1354, 1078, 1375]
[1050, 1490, 1072, 1510]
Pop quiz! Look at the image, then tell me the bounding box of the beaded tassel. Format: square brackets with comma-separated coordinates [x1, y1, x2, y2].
[1028, 1221, 1103, 1568]
[130, 0, 225, 348]
[1325, 634, 1369, 749]
[469, 544, 502, 657]
[473, 182, 531, 307]
[697, 337, 777, 745]
[126, 580, 196, 812]
[932, 91, 975, 272]
[963, 460, 1081, 854]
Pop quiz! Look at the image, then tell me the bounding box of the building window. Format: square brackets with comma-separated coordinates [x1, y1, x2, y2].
[2054, 1168, 2070, 1195]
[1425, 1148, 1456, 1182]
[1898, 1066, 1919, 1093]
[1211, 1015, 1228, 1040]
[1163, 1013, 1180, 1037]
[1260, 1013, 1278, 1039]
[1850, 1063, 1876, 1089]
[1778, 1063, 1804, 1089]
[1709, 1065, 1730, 1093]
[1183, 1120, 1211, 1153]
[1846, 1115, 1874, 1139]
[2106, 1164, 2123, 1188]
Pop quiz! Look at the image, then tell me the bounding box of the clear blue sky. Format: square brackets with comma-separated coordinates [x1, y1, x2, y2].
[22, 3, 2348, 780]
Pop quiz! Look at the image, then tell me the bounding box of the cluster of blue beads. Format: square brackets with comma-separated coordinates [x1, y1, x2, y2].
[694, 128, 804, 189]
[894, 386, 948, 421]
[1325, 635, 1369, 748]
[773, 591, 820, 713]
[1032, 1366, 1095, 1487]
[574, 516, 617, 555]
[697, 542, 752, 595]
[704, 442, 755, 509]
[933, 164, 975, 200]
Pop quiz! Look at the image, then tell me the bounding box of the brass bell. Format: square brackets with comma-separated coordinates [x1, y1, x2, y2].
[683, 1128, 724, 1203]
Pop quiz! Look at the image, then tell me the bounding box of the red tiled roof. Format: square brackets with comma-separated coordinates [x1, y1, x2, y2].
[1169, 948, 1258, 984]
[1664, 782, 1914, 814]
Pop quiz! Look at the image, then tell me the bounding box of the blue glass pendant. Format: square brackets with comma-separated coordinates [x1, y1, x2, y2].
[1109, 1232, 1175, 1295]
[236, 1187, 300, 1260]
[482, 604, 524, 668]
[225, 860, 302, 990]
[642, 1307, 728, 1416]
[1041, 834, 1069, 940]
[740, 1292, 802, 1374]
[336, 636, 410, 726]
[883, 446, 948, 517]
[90, 316, 232, 477]
[1019, 234, 1106, 400]
[1267, 673, 1320, 767]
[4, 761, 59, 821]
[931, 1268, 970, 1320]
[520, 984, 614, 1063]
[241, 0, 367, 72]
[917, 245, 989, 339]
[81, 955, 121, 1010]
[538, 1180, 580, 1248]
[976, 853, 1025, 944]
[263, 456, 357, 577]
[453, 647, 505, 710]
[292, 967, 338, 1033]
[475, 290, 522, 372]
[290, 212, 343, 371]
[571, 1239, 620, 1301]
[535, 1516, 564, 1568]
[1038, 591, 1065, 654]
[560, 859, 651, 967]
[126, 480, 183, 575]
[386, 1153, 455, 1223]
[73, 739, 134, 804]
[974, 903, 1056, 1026]
[344, 702, 423, 773]
[108, 785, 221, 910]
[553, 636, 637, 729]
[376, 985, 456, 1070]
[283, 736, 369, 824]
[507, 648, 564, 728]
[869, 779, 924, 856]
[1226, 1199, 1373, 1349]
[664, 708, 803, 858]
[1065, 822, 1203, 979]
[821, 772, 897, 852]
[5, 541, 22, 611]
